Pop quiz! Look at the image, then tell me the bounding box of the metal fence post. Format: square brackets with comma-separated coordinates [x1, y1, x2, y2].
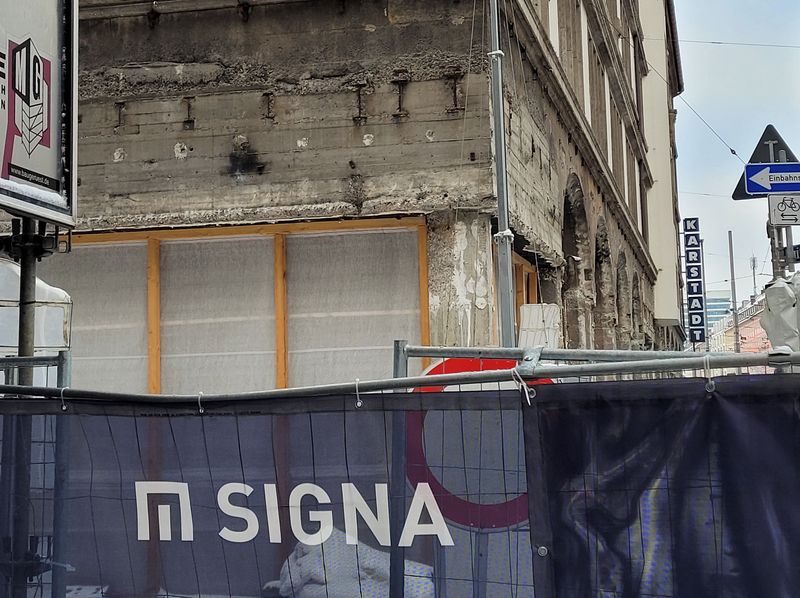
[51, 351, 72, 598]
[390, 340, 408, 598]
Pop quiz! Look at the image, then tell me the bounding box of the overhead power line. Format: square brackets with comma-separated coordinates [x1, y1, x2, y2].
[645, 37, 800, 50]
[598, 13, 745, 163]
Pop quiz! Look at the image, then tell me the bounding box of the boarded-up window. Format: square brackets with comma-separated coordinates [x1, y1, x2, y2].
[38, 244, 148, 393]
[160, 237, 276, 394]
[287, 229, 421, 387]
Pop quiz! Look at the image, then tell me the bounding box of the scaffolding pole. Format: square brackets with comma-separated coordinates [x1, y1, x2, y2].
[0, 350, 798, 405]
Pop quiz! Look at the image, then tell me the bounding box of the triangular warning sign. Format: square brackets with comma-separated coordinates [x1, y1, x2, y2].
[733, 125, 799, 200]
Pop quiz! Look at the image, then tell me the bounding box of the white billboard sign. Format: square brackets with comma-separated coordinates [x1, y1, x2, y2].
[0, 0, 77, 227]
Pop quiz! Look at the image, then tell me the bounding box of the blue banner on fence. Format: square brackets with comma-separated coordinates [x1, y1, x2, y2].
[0, 375, 799, 597]
[524, 374, 800, 598]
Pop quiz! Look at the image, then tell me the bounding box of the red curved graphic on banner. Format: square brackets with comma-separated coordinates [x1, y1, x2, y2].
[406, 357, 552, 529]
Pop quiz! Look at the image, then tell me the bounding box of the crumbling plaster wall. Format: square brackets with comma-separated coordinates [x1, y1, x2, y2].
[75, 0, 657, 348]
[496, 8, 657, 347]
[427, 211, 496, 347]
[76, 0, 496, 229]
[77, 0, 504, 348]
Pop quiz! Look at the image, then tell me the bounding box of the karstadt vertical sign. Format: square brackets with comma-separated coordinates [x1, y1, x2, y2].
[0, 0, 77, 227]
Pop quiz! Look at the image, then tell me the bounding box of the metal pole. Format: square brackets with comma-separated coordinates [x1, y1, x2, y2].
[4, 350, 800, 402]
[700, 239, 710, 352]
[404, 345, 734, 362]
[768, 221, 783, 280]
[488, 0, 516, 349]
[728, 231, 741, 354]
[389, 341, 408, 598]
[0, 368, 15, 598]
[52, 351, 71, 598]
[11, 218, 37, 598]
[778, 149, 795, 274]
[766, 140, 784, 280]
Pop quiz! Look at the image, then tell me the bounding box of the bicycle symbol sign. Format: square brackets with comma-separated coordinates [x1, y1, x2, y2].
[769, 195, 800, 226]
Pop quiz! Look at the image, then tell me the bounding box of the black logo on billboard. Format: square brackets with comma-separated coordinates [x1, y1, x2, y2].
[0, 50, 5, 111]
[11, 38, 50, 157]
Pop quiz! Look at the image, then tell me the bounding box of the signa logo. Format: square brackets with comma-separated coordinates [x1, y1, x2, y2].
[135, 481, 455, 547]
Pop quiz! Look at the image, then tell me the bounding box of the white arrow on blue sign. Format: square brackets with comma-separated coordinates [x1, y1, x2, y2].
[745, 162, 800, 194]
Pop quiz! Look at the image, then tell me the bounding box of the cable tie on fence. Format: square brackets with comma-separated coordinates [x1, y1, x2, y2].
[60, 387, 69, 412]
[703, 355, 715, 393]
[355, 378, 363, 408]
[197, 391, 205, 415]
[512, 368, 532, 407]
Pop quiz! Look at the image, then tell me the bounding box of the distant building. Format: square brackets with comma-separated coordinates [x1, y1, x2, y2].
[708, 295, 769, 353]
[706, 290, 733, 329]
[684, 289, 731, 337]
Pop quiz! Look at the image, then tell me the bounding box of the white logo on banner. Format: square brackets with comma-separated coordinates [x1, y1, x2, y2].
[135, 481, 454, 548]
[135, 481, 195, 542]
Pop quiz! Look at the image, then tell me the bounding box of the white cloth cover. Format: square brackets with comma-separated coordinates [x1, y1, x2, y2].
[0, 257, 71, 350]
[266, 527, 434, 598]
[761, 274, 800, 352]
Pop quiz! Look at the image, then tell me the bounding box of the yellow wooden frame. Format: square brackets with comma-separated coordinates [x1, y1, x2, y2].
[71, 217, 430, 392]
[513, 253, 540, 332]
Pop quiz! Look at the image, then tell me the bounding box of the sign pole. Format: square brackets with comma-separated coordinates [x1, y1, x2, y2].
[728, 230, 741, 354]
[700, 239, 710, 352]
[488, 0, 516, 349]
[765, 140, 786, 280]
[10, 218, 37, 598]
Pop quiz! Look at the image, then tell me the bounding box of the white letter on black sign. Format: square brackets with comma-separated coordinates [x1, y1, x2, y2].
[342, 483, 391, 546]
[399, 483, 454, 547]
[218, 483, 259, 543]
[289, 483, 333, 546]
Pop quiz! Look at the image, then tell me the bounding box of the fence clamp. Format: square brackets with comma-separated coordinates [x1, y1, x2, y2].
[516, 346, 543, 379]
[515, 347, 543, 406]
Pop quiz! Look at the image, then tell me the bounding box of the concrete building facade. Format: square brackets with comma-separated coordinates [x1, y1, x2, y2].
[38, 0, 685, 393]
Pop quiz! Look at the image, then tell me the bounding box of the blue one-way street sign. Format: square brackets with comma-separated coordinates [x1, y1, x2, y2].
[745, 162, 800, 194]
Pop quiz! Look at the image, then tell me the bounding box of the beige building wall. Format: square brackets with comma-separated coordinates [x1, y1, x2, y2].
[641, 0, 685, 347]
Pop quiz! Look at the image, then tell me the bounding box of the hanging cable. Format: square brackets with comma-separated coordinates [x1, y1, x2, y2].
[598, 9, 744, 163]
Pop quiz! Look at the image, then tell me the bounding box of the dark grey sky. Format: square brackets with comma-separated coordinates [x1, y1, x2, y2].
[674, 0, 800, 299]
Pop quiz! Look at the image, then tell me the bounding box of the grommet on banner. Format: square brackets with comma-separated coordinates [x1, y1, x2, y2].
[60, 387, 69, 412]
[355, 378, 363, 408]
[197, 391, 205, 415]
[703, 355, 715, 393]
[512, 368, 532, 407]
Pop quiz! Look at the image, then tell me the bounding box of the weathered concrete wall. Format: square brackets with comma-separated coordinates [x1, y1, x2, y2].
[427, 211, 497, 347]
[74, 0, 666, 350]
[497, 3, 658, 348]
[77, 0, 495, 229]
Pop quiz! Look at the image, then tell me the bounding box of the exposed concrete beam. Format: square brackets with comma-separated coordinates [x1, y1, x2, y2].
[80, 0, 311, 21]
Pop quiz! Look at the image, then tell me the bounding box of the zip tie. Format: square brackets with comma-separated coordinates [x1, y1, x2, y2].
[703, 355, 715, 393]
[512, 369, 532, 407]
[355, 379, 363, 408]
[487, 49, 505, 58]
[493, 229, 514, 244]
[60, 387, 69, 412]
[197, 391, 205, 415]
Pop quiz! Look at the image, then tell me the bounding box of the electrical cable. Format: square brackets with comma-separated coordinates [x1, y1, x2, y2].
[598, 9, 745, 163]
[645, 37, 800, 50]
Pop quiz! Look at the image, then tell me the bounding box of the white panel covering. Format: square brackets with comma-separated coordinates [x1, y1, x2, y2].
[287, 229, 421, 386]
[0, 258, 71, 350]
[160, 237, 275, 394]
[38, 244, 148, 393]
